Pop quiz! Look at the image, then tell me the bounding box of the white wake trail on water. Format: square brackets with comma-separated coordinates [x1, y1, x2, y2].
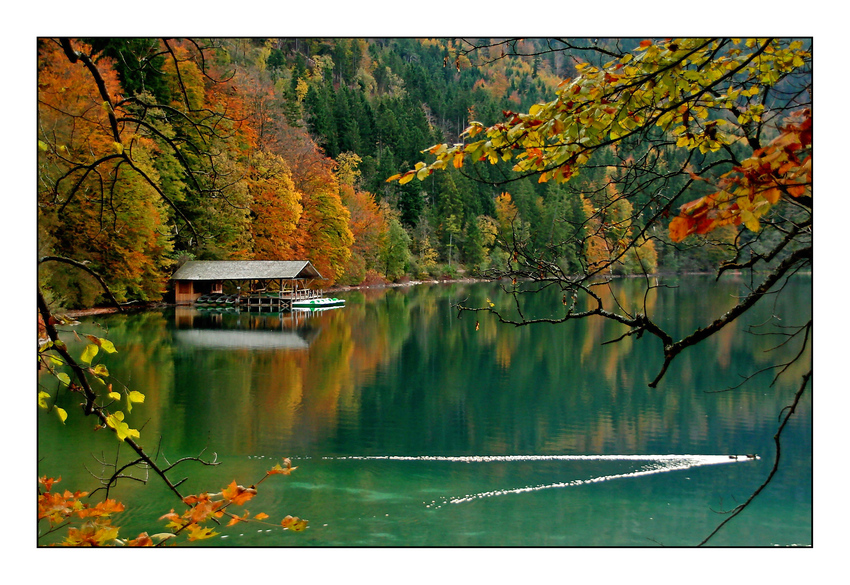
[323, 454, 758, 506]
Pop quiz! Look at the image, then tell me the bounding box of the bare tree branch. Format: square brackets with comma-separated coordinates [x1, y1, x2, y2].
[698, 369, 811, 545]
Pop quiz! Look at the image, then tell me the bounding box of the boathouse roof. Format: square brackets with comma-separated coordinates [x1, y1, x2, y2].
[171, 260, 323, 281]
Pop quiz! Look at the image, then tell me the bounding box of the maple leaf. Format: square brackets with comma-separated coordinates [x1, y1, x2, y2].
[268, 458, 298, 476]
[77, 498, 125, 518]
[63, 519, 120, 546]
[226, 510, 250, 527]
[221, 480, 257, 506]
[39, 476, 60, 492]
[185, 523, 219, 542]
[126, 532, 154, 547]
[159, 509, 184, 531]
[281, 515, 309, 531]
[183, 493, 224, 524]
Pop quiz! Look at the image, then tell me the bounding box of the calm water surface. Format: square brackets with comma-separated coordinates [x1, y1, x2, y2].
[38, 276, 812, 546]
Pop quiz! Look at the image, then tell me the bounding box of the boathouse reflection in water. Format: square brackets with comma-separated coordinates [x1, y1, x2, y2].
[173, 306, 324, 350]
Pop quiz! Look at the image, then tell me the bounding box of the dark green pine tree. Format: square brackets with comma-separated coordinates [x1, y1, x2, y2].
[305, 82, 338, 157]
[86, 38, 170, 102]
[334, 87, 361, 154]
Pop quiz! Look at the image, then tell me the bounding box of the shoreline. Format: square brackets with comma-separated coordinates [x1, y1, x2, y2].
[59, 276, 487, 318]
[57, 269, 800, 318]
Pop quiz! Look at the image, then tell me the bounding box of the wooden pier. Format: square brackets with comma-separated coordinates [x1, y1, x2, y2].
[237, 288, 325, 311]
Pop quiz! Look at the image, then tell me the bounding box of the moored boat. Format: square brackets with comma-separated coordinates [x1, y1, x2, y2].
[291, 297, 345, 309]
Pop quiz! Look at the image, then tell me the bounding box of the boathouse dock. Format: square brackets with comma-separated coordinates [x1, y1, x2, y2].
[171, 260, 325, 311]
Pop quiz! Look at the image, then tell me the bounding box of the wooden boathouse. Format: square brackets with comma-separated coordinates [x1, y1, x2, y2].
[171, 260, 325, 310]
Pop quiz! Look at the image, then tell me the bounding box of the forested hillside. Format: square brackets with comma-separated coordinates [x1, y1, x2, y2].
[38, 38, 809, 309]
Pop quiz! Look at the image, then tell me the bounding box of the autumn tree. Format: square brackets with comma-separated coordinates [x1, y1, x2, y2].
[37, 37, 310, 546]
[271, 122, 354, 284]
[246, 151, 303, 259]
[38, 38, 261, 307]
[390, 37, 812, 543]
[337, 155, 391, 284]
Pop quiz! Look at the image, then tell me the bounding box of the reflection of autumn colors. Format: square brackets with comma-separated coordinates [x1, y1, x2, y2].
[40, 276, 811, 473]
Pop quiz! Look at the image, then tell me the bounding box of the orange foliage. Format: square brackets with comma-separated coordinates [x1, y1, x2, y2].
[38, 39, 174, 301]
[247, 152, 303, 259]
[670, 109, 812, 242]
[270, 124, 354, 283]
[340, 184, 389, 269]
[37, 39, 123, 156]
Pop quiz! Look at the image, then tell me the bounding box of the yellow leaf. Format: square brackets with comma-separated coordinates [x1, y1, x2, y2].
[126, 391, 145, 413]
[186, 524, 218, 541]
[91, 364, 109, 377]
[398, 172, 415, 185]
[744, 215, 760, 232]
[452, 152, 464, 169]
[99, 338, 117, 354]
[55, 407, 68, 424]
[106, 411, 140, 442]
[38, 391, 51, 409]
[108, 391, 121, 401]
[80, 344, 98, 365]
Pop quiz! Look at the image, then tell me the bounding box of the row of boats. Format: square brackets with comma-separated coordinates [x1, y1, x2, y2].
[195, 293, 241, 306]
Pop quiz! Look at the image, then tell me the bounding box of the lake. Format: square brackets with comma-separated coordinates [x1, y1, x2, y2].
[37, 275, 812, 547]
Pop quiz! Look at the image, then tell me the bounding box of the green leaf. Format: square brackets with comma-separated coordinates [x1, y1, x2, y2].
[57, 372, 71, 386]
[80, 344, 99, 365]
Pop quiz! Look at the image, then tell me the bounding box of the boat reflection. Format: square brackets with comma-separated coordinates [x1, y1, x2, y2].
[172, 305, 338, 350]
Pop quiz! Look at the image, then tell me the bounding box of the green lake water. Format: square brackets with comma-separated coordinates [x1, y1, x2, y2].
[37, 275, 812, 547]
